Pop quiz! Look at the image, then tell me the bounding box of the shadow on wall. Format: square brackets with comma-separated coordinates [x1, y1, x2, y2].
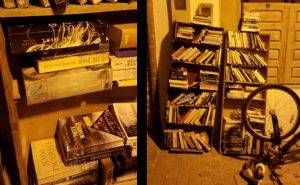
[148, 0, 174, 148]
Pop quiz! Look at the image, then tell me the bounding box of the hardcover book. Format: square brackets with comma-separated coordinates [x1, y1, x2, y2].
[22, 64, 112, 105]
[30, 138, 98, 185]
[7, 20, 109, 54]
[108, 23, 137, 49]
[56, 111, 125, 165]
[112, 102, 137, 156]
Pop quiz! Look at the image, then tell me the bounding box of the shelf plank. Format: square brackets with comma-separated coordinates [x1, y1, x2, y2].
[0, 2, 137, 18]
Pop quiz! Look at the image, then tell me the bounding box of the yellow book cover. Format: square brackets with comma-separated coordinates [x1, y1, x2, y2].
[31, 138, 98, 185]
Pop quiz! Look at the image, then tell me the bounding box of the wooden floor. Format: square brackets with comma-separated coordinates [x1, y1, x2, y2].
[147, 135, 300, 185]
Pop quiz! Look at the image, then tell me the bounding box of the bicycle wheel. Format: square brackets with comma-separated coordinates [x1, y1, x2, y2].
[242, 84, 300, 142]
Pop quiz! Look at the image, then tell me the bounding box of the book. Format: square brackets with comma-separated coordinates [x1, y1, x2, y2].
[22, 65, 112, 105]
[56, 111, 125, 165]
[108, 23, 137, 49]
[7, 20, 109, 54]
[99, 158, 114, 185]
[30, 138, 98, 185]
[36, 52, 110, 73]
[110, 55, 137, 82]
[16, 0, 29, 8]
[110, 56, 137, 70]
[112, 102, 137, 157]
[1, 0, 16, 8]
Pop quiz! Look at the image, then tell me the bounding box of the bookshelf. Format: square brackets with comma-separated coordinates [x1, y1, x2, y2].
[0, 5, 136, 185]
[217, 31, 270, 155]
[163, 21, 224, 153]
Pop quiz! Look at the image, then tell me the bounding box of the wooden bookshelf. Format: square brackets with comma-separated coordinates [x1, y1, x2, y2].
[217, 32, 270, 155]
[0, 2, 136, 18]
[0, 4, 137, 185]
[163, 21, 224, 154]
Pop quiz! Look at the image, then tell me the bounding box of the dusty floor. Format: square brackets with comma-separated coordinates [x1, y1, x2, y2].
[147, 135, 300, 185]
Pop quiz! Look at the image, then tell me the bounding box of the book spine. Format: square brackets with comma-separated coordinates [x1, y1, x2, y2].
[65, 147, 125, 166]
[37, 52, 110, 73]
[110, 56, 137, 70]
[112, 68, 136, 81]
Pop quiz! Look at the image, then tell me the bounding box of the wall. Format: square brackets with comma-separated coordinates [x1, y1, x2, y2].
[220, 0, 241, 31]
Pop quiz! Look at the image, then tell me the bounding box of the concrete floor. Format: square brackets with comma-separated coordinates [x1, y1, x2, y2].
[147, 135, 300, 185]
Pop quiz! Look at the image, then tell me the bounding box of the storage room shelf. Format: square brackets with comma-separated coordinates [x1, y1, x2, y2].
[0, 2, 137, 18]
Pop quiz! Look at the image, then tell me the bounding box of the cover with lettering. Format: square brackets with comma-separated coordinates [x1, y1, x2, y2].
[30, 138, 98, 185]
[56, 111, 125, 165]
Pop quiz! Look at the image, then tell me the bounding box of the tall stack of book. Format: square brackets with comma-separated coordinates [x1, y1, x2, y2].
[7, 19, 112, 105]
[108, 23, 137, 87]
[240, 12, 260, 33]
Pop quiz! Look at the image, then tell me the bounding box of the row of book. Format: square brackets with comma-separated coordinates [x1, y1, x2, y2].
[225, 66, 266, 83]
[163, 129, 211, 153]
[176, 25, 223, 46]
[171, 46, 222, 67]
[195, 29, 223, 46]
[1, 0, 133, 8]
[170, 92, 217, 106]
[240, 12, 260, 33]
[7, 20, 137, 104]
[227, 49, 267, 67]
[227, 31, 266, 50]
[29, 102, 137, 185]
[167, 106, 216, 126]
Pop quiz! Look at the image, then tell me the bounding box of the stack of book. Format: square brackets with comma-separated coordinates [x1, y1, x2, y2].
[227, 31, 265, 50]
[7, 19, 112, 105]
[195, 29, 223, 46]
[199, 70, 219, 90]
[176, 26, 195, 40]
[227, 50, 267, 67]
[225, 66, 266, 83]
[28, 102, 137, 185]
[163, 129, 211, 153]
[193, 15, 212, 26]
[169, 66, 198, 90]
[108, 23, 137, 87]
[170, 92, 217, 106]
[240, 12, 260, 33]
[226, 85, 262, 100]
[171, 46, 222, 67]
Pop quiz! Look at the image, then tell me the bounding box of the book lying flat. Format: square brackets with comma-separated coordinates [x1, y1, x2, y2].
[31, 138, 99, 185]
[56, 112, 125, 165]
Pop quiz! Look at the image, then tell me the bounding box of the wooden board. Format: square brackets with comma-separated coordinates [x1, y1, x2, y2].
[284, 4, 300, 83]
[0, 2, 136, 18]
[243, 3, 289, 83]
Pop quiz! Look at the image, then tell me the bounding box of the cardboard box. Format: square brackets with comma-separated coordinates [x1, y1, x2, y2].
[7, 19, 109, 54]
[22, 64, 112, 105]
